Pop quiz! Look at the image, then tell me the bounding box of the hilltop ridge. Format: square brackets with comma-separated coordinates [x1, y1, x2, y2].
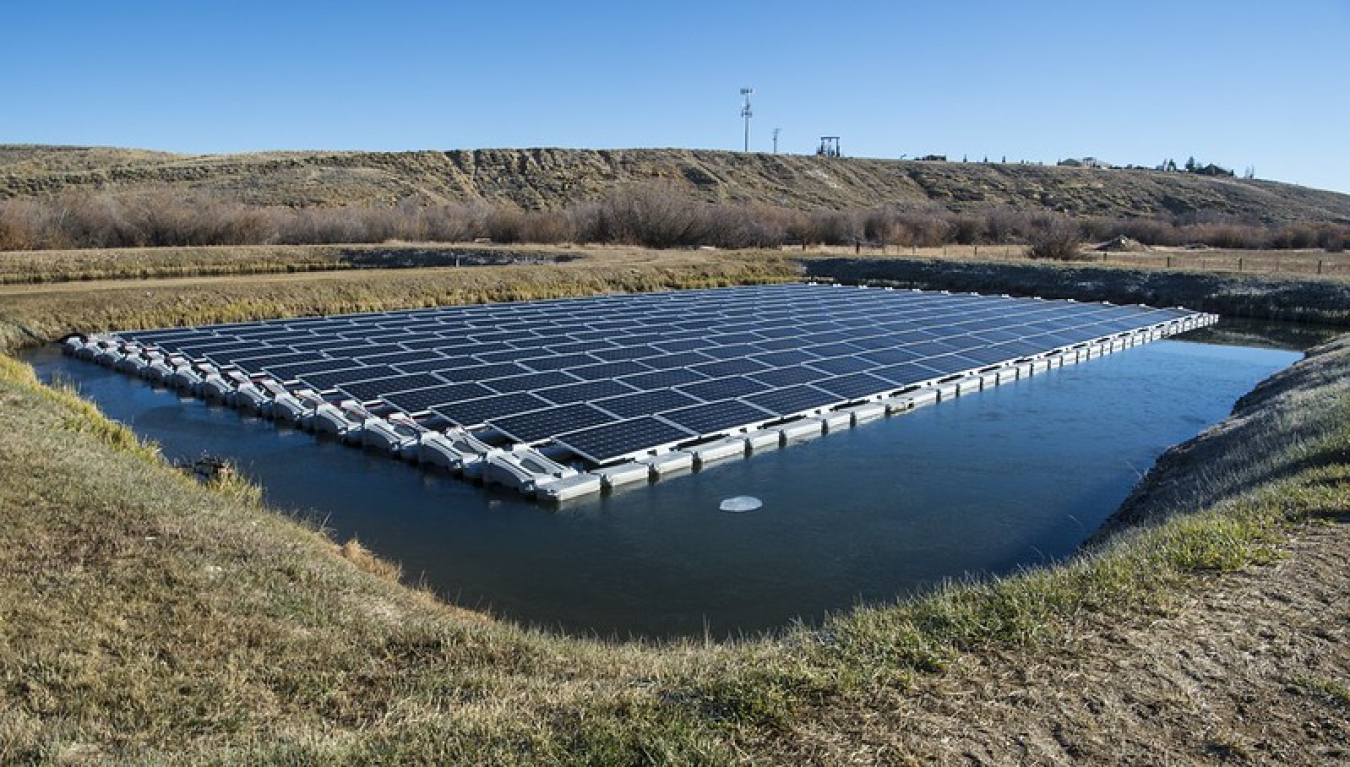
[3, 145, 1348, 226]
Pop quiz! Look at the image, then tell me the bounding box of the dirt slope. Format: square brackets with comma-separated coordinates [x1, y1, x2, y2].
[3, 145, 1349, 225]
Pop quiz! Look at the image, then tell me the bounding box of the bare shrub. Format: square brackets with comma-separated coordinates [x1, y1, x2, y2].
[516, 210, 574, 244]
[600, 182, 708, 248]
[1114, 218, 1181, 247]
[1320, 226, 1347, 253]
[1269, 224, 1319, 250]
[1025, 216, 1086, 260]
[485, 207, 527, 244]
[948, 214, 986, 245]
[701, 203, 785, 249]
[803, 210, 863, 246]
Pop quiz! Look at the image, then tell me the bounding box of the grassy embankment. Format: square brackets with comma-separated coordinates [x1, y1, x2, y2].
[1, 244, 1348, 761]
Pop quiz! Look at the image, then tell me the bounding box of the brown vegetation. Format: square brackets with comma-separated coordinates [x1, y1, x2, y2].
[4, 184, 1349, 257]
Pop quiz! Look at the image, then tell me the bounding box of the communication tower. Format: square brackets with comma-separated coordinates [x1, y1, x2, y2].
[740, 88, 754, 152]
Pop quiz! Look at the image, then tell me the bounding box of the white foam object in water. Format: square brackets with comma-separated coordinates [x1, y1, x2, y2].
[719, 496, 763, 513]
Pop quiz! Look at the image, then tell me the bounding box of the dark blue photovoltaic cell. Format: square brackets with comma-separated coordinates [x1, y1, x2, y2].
[699, 344, 765, 360]
[299, 365, 401, 391]
[915, 355, 974, 377]
[814, 372, 896, 400]
[483, 371, 579, 394]
[618, 368, 708, 390]
[743, 385, 839, 416]
[265, 357, 360, 381]
[517, 352, 601, 371]
[474, 348, 538, 364]
[534, 379, 637, 405]
[640, 351, 715, 370]
[805, 356, 874, 375]
[749, 365, 831, 388]
[338, 373, 448, 403]
[434, 362, 530, 383]
[872, 363, 943, 386]
[592, 388, 701, 419]
[659, 400, 774, 436]
[489, 403, 616, 443]
[382, 382, 495, 414]
[590, 345, 662, 362]
[433, 392, 551, 426]
[351, 349, 436, 366]
[178, 340, 270, 358]
[750, 349, 819, 367]
[554, 417, 694, 464]
[391, 355, 479, 374]
[857, 347, 926, 365]
[229, 351, 316, 371]
[567, 361, 652, 381]
[688, 358, 769, 377]
[677, 376, 769, 402]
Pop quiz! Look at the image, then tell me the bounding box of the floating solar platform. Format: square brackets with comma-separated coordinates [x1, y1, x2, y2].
[66, 283, 1216, 501]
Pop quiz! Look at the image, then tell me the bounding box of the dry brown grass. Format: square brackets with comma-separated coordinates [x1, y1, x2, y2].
[1, 244, 1348, 761]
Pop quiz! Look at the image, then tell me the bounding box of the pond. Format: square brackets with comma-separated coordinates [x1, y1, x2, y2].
[27, 323, 1305, 639]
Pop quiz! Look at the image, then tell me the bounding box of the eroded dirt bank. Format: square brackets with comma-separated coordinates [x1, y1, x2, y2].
[803, 256, 1350, 325]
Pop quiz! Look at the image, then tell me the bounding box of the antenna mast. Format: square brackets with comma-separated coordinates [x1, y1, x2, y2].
[740, 87, 754, 152]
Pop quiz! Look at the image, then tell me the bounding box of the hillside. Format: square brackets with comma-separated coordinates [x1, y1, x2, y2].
[3, 145, 1349, 226]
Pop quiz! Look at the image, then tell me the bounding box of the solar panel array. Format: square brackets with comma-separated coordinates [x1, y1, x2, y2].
[117, 284, 1197, 464]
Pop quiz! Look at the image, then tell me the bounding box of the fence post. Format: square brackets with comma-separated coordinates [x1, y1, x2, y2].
[1166, 256, 1172, 268]
[1318, 259, 1324, 275]
[1237, 257, 1243, 272]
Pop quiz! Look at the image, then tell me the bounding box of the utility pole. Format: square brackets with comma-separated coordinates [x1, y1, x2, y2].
[772, 128, 780, 154]
[740, 87, 754, 152]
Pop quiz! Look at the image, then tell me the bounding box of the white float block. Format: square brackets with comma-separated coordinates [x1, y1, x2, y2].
[690, 437, 746, 467]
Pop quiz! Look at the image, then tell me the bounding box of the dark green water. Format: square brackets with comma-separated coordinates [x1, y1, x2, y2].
[27, 330, 1302, 639]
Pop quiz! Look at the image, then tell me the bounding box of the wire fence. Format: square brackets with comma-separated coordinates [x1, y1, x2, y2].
[806, 244, 1350, 278]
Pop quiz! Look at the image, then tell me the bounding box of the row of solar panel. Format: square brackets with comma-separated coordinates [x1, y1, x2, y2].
[132, 306, 1160, 378]
[123, 286, 1178, 347]
[111, 285, 1190, 464]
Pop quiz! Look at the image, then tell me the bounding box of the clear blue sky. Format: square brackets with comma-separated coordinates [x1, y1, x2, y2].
[5, 1, 1348, 194]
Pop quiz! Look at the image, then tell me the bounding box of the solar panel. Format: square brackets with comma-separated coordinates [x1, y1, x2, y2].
[688, 358, 769, 377]
[434, 362, 530, 383]
[338, 373, 449, 403]
[743, 384, 840, 416]
[640, 351, 715, 370]
[483, 371, 579, 394]
[534, 379, 638, 406]
[299, 365, 401, 391]
[265, 357, 360, 382]
[871, 362, 943, 387]
[592, 388, 702, 419]
[749, 365, 831, 388]
[566, 360, 651, 381]
[659, 399, 774, 436]
[815, 372, 897, 401]
[677, 376, 769, 402]
[392, 355, 481, 374]
[618, 368, 708, 390]
[228, 350, 317, 371]
[433, 392, 551, 426]
[383, 382, 496, 414]
[554, 417, 694, 464]
[805, 356, 874, 375]
[489, 403, 616, 443]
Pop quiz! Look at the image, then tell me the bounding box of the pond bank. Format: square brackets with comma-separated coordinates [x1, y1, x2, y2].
[802, 256, 1350, 325]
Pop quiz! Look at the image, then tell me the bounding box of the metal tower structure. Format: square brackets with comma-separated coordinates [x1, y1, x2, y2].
[740, 87, 754, 152]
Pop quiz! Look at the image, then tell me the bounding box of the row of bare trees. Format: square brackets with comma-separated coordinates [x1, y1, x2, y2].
[1, 184, 1345, 253]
